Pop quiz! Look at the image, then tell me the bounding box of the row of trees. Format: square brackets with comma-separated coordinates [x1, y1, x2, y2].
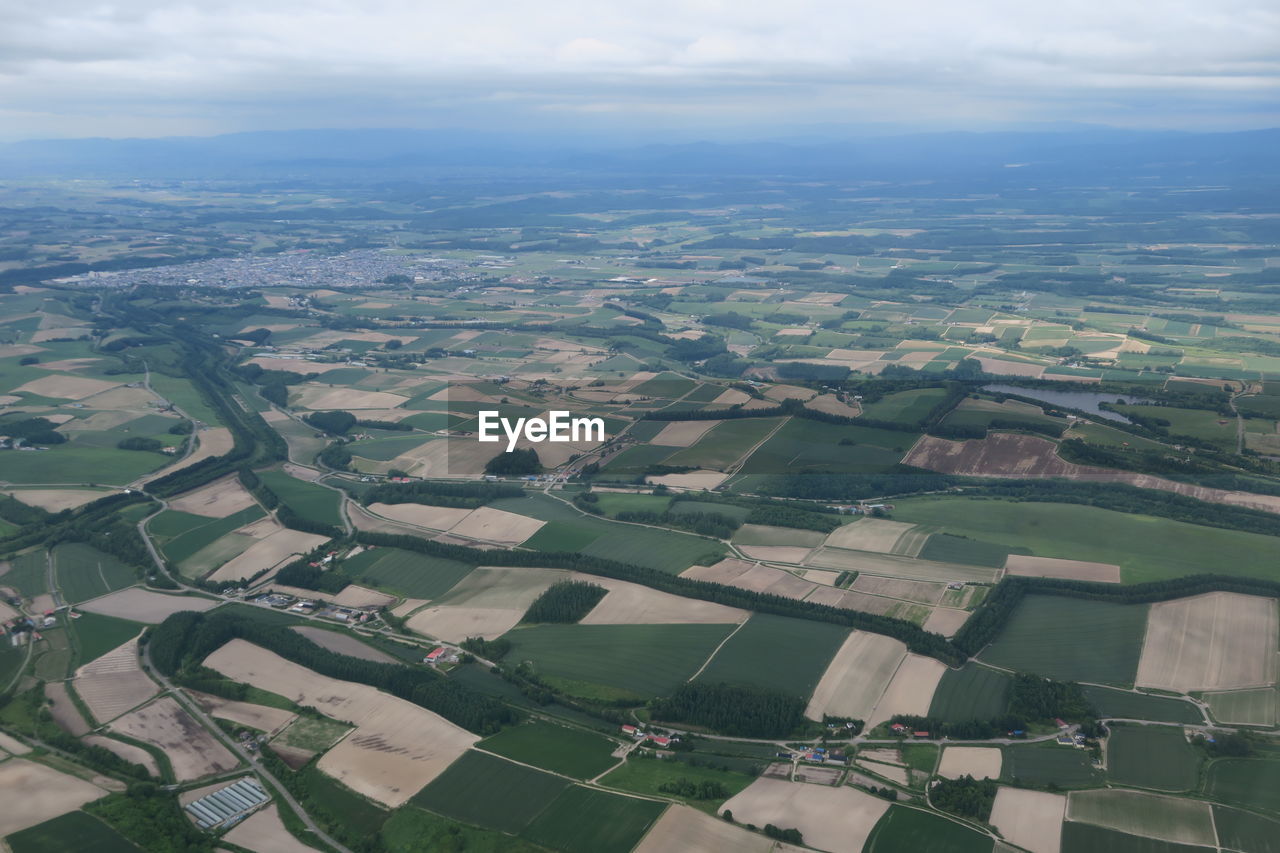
[651, 682, 805, 738]
[521, 581, 608, 623]
[361, 479, 523, 508]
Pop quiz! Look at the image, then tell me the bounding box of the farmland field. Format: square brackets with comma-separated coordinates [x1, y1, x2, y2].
[381, 807, 547, 853]
[860, 387, 949, 423]
[1002, 742, 1104, 788]
[68, 612, 144, 666]
[693, 613, 849, 698]
[929, 665, 1012, 722]
[917, 533, 1011, 567]
[1212, 805, 1280, 853]
[154, 505, 265, 565]
[1206, 758, 1280, 814]
[662, 417, 784, 469]
[295, 765, 389, 837]
[412, 749, 569, 834]
[259, 470, 344, 527]
[5, 811, 140, 853]
[478, 720, 619, 779]
[1081, 686, 1204, 725]
[506, 623, 734, 699]
[601, 756, 754, 812]
[520, 785, 667, 853]
[522, 511, 726, 574]
[1067, 789, 1216, 848]
[1059, 822, 1211, 853]
[3, 550, 48, 597]
[1106, 725, 1202, 792]
[863, 805, 994, 853]
[981, 595, 1148, 685]
[1205, 687, 1277, 727]
[341, 547, 475, 598]
[52, 542, 136, 604]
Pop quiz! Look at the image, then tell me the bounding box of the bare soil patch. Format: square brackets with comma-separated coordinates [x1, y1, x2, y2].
[1136, 591, 1278, 692]
[366, 502, 472, 530]
[804, 548, 1001, 584]
[292, 626, 397, 663]
[110, 696, 239, 781]
[44, 681, 91, 735]
[406, 566, 569, 641]
[923, 608, 971, 637]
[851, 575, 945, 604]
[12, 374, 120, 400]
[167, 476, 258, 518]
[718, 777, 889, 853]
[1066, 789, 1215, 846]
[806, 631, 906, 721]
[207, 528, 330, 583]
[1005, 555, 1121, 583]
[938, 747, 1002, 779]
[646, 470, 728, 490]
[83, 735, 161, 777]
[188, 690, 298, 736]
[736, 545, 814, 564]
[805, 394, 862, 417]
[651, 420, 718, 447]
[990, 787, 1066, 853]
[4, 489, 114, 512]
[294, 385, 408, 410]
[140, 427, 234, 485]
[0, 731, 32, 755]
[635, 803, 772, 853]
[74, 636, 160, 724]
[205, 639, 477, 806]
[867, 654, 947, 727]
[822, 518, 916, 553]
[580, 580, 746, 625]
[0, 759, 107, 837]
[79, 588, 218, 623]
[447, 506, 544, 546]
[223, 803, 317, 853]
[332, 585, 396, 609]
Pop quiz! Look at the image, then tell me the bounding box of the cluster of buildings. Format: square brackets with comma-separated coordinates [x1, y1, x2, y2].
[620, 724, 678, 749]
[183, 778, 270, 831]
[247, 591, 378, 625]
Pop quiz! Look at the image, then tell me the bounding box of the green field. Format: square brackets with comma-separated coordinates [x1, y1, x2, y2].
[3, 549, 48, 597]
[863, 805, 994, 853]
[1082, 686, 1204, 725]
[68, 612, 144, 665]
[917, 533, 1012, 568]
[663, 417, 785, 469]
[0, 446, 169, 485]
[522, 512, 725, 574]
[273, 716, 350, 752]
[737, 417, 909, 476]
[296, 765, 388, 836]
[412, 750, 569, 834]
[381, 807, 548, 853]
[860, 387, 949, 423]
[259, 470, 344, 527]
[929, 665, 1012, 722]
[155, 504, 265, 565]
[52, 542, 136, 604]
[6, 811, 141, 853]
[892, 498, 1280, 583]
[506, 623, 733, 700]
[591, 492, 672, 517]
[693, 613, 848, 698]
[1107, 725, 1202, 791]
[342, 547, 474, 598]
[980, 595, 1148, 685]
[1206, 759, 1280, 814]
[1112, 404, 1242, 449]
[1205, 688, 1277, 727]
[33, 627, 72, 680]
[520, 785, 666, 853]
[478, 721, 620, 779]
[729, 523, 825, 547]
[1060, 822, 1209, 853]
[1001, 742, 1104, 788]
[1212, 805, 1280, 853]
[600, 756, 755, 813]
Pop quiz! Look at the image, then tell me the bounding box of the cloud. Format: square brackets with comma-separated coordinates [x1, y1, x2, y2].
[0, 0, 1276, 138]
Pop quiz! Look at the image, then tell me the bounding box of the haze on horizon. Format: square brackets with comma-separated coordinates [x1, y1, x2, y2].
[0, 0, 1277, 143]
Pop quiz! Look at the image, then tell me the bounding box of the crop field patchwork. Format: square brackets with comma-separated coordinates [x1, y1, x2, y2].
[694, 613, 849, 698]
[1135, 592, 1278, 693]
[52, 542, 136, 604]
[412, 749, 570, 834]
[663, 417, 784, 470]
[342, 547, 475, 599]
[1081, 685, 1204, 725]
[1002, 742, 1104, 789]
[805, 630, 905, 721]
[1059, 822, 1211, 853]
[1066, 789, 1216, 847]
[258, 470, 344, 527]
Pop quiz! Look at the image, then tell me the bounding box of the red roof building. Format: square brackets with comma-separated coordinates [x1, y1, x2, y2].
[424, 647, 446, 662]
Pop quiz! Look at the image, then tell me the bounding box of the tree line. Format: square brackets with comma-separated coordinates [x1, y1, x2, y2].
[521, 580, 608, 624]
[651, 682, 805, 738]
[361, 479, 523, 509]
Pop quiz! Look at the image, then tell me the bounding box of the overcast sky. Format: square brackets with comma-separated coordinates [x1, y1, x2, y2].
[1, 0, 1277, 140]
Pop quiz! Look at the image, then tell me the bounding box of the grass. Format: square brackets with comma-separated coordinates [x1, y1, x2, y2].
[381, 807, 550, 853]
[6, 811, 141, 853]
[506, 623, 734, 699]
[1001, 742, 1104, 788]
[591, 492, 672, 517]
[70, 612, 143, 668]
[273, 716, 350, 752]
[1205, 688, 1276, 727]
[663, 417, 786, 469]
[980, 595, 1148, 686]
[863, 805, 994, 853]
[928, 664, 1012, 722]
[52, 542, 136, 604]
[148, 372, 222, 426]
[32, 627, 72, 681]
[412, 750, 569, 834]
[478, 721, 620, 780]
[1107, 725, 1202, 792]
[523, 512, 726, 574]
[730, 523, 825, 547]
[155, 505, 265, 565]
[0, 445, 169, 486]
[341, 547, 474, 598]
[1206, 758, 1280, 814]
[1212, 805, 1280, 853]
[520, 785, 666, 853]
[693, 613, 849, 698]
[737, 417, 908, 476]
[901, 744, 940, 775]
[917, 534, 1012, 568]
[1081, 686, 1204, 725]
[3, 549, 48, 597]
[296, 765, 388, 836]
[259, 470, 344, 527]
[600, 755, 754, 813]
[1060, 822, 1208, 853]
[860, 387, 949, 424]
[892, 497, 1280, 584]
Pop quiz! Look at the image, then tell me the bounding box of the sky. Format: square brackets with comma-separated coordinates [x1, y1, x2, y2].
[1, 0, 1277, 141]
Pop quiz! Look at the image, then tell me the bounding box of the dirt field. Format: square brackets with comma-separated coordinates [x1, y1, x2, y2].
[651, 420, 718, 447]
[332, 585, 396, 608]
[990, 788, 1066, 853]
[207, 527, 331, 583]
[44, 681, 90, 735]
[1066, 789, 1216, 846]
[851, 575, 945, 604]
[136, 427, 234, 486]
[294, 385, 410, 410]
[293, 626, 397, 663]
[4, 488, 114, 512]
[867, 654, 947, 727]
[0, 759, 108, 837]
[390, 598, 429, 618]
[858, 748, 902, 766]
[580, 579, 747, 625]
[938, 747, 1003, 780]
[647, 470, 729, 490]
[12, 374, 120, 400]
[366, 502, 472, 530]
[447, 506, 545, 546]
[680, 561, 817, 600]
[205, 639, 477, 806]
[223, 804, 318, 853]
[923, 608, 971, 637]
[83, 735, 161, 777]
[109, 696, 238, 781]
[823, 519, 919, 554]
[1005, 555, 1121, 584]
[0, 731, 31, 755]
[974, 357, 1046, 378]
[189, 690, 298, 735]
[904, 433, 1280, 515]
[718, 777, 889, 853]
[804, 547, 1003, 584]
[167, 476, 259, 518]
[1136, 592, 1279, 692]
[736, 545, 814, 564]
[79, 588, 219, 623]
[635, 803, 770, 853]
[73, 636, 160, 723]
[406, 567, 569, 641]
[805, 631, 906, 721]
[805, 394, 862, 417]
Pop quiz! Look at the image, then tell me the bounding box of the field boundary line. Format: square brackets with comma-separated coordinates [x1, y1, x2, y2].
[685, 618, 749, 682]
